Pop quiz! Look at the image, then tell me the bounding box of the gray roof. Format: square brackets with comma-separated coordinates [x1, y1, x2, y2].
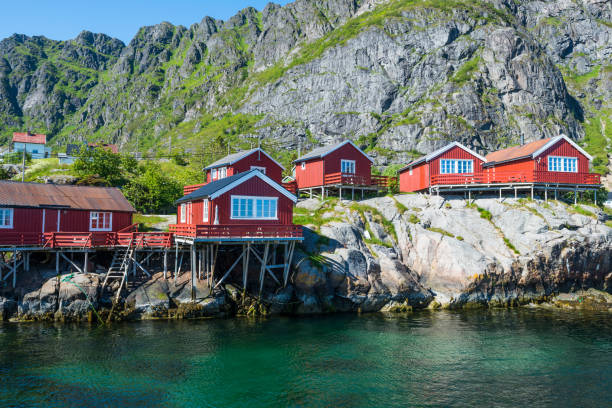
[399, 142, 487, 172]
[293, 140, 373, 163]
[203, 148, 285, 171]
[176, 171, 254, 204]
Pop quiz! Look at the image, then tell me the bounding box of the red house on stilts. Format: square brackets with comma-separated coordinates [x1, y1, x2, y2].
[398, 142, 486, 193]
[293, 140, 390, 199]
[184, 148, 285, 195]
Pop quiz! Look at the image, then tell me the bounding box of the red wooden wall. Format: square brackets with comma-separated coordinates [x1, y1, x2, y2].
[428, 145, 484, 180]
[323, 143, 372, 184]
[295, 159, 324, 188]
[399, 162, 429, 192]
[6, 208, 132, 233]
[205, 151, 283, 184]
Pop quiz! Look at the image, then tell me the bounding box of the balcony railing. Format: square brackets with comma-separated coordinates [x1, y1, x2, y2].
[183, 183, 206, 195]
[169, 224, 303, 240]
[1, 231, 174, 248]
[323, 173, 392, 188]
[282, 181, 298, 194]
[430, 171, 601, 186]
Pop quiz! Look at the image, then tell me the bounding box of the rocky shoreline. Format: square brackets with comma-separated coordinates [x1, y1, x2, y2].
[1, 195, 611, 322]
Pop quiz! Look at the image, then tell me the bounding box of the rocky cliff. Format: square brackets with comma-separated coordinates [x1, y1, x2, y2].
[0, 0, 610, 172]
[1, 195, 610, 322]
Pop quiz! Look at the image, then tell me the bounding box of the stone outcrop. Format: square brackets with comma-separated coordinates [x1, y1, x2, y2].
[1, 195, 610, 322]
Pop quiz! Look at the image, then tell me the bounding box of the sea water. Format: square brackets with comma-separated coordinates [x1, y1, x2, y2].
[0, 309, 610, 407]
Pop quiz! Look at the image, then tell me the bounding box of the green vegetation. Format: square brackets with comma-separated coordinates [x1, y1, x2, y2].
[293, 200, 345, 230]
[350, 202, 398, 243]
[503, 237, 520, 255]
[476, 206, 492, 221]
[427, 227, 455, 238]
[451, 55, 481, 84]
[571, 205, 596, 219]
[408, 214, 420, 224]
[123, 162, 182, 214]
[133, 214, 170, 231]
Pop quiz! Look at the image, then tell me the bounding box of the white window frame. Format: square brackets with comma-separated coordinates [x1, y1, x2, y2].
[231, 195, 278, 220]
[89, 211, 112, 231]
[211, 168, 218, 180]
[548, 156, 577, 173]
[0, 208, 14, 229]
[341, 159, 356, 174]
[203, 199, 209, 223]
[439, 159, 473, 174]
[219, 167, 227, 179]
[251, 166, 266, 174]
[180, 203, 186, 223]
[409, 168, 413, 175]
[301, 162, 306, 170]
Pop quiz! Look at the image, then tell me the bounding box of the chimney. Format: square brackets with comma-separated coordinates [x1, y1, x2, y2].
[520, 135, 524, 145]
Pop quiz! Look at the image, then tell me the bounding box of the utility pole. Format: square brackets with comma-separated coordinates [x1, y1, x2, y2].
[21, 148, 25, 182]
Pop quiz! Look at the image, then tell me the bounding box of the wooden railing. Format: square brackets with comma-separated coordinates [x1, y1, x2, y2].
[116, 232, 174, 247]
[42, 232, 115, 248]
[169, 224, 303, 239]
[0, 233, 43, 247]
[323, 173, 392, 188]
[183, 183, 206, 195]
[431, 171, 601, 186]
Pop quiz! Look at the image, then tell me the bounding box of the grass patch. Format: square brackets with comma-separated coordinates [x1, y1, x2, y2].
[571, 205, 596, 218]
[451, 54, 481, 84]
[133, 214, 169, 232]
[476, 206, 492, 221]
[392, 197, 409, 214]
[350, 202, 398, 242]
[503, 237, 520, 255]
[426, 227, 455, 238]
[408, 214, 420, 224]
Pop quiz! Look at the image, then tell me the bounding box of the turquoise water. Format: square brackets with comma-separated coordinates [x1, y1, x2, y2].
[0, 310, 611, 407]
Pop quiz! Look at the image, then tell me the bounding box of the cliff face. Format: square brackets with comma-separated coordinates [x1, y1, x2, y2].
[0, 0, 609, 172]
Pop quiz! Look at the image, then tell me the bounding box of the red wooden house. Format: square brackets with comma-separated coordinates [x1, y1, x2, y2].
[483, 135, 600, 185]
[293, 140, 389, 196]
[171, 170, 300, 240]
[0, 181, 135, 246]
[204, 148, 284, 184]
[399, 142, 486, 192]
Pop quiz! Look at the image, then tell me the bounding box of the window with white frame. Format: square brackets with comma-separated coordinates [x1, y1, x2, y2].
[301, 162, 306, 170]
[0, 208, 13, 229]
[219, 167, 227, 179]
[341, 159, 356, 174]
[203, 200, 209, 223]
[90, 211, 112, 231]
[409, 168, 413, 175]
[251, 166, 266, 174]
[180, 203, 186, 223]
[548, 156, 577, 173]
[231, 196, 278, 220]
[440, 159, 473, 174]
[211, 168, 217, 179]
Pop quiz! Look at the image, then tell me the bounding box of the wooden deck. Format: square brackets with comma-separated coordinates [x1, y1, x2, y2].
[0, 231, 174, 249]
[169, 224, 303, 242]
[429, 171, 600, 187]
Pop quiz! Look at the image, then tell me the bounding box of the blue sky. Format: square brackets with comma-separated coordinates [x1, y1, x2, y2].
[0, 0, 291, 44]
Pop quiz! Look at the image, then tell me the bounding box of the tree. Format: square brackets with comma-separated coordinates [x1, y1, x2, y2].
[0, 166, 10, 180]
[123, 162, 182, 213]
[73, 147, 138, 187]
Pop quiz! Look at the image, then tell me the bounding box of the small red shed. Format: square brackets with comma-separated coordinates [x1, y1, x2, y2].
[203, 148, 285, 185]
[175, 169, 297, 228]
[483, 135, 598, 184]
[0, 181, 135, 239]
[399, 142, 486, 192]
[293, 140, 374, 188]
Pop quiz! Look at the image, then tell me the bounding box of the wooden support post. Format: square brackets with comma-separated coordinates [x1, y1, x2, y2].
[468, 190, 471, 204]
[545, 188, 548, 202]
[174, 244, 179, 279]
[132, 251, 137, 276]
[309, 189, 313, 199]
[531, 187, 534, 200]
[198, 249, 203, 280]
[283, 241, 296, 287]
[191, 244, 196, 301]
[56, 252, 60, 275]
[60, 252, 82, 274]
[514, 188, 517, 199]
[594, 190, 597, 206]
[499, 188, 502, 200]
[214, 252, 244, 289]
[163, 249, 168, 279]
[211, 244, 218, 287]
[259, 243, 270, 296]
[361, 189, 364, 200]
[243, 243, 251, 290]
[574, 188, 578, 204]
[339, 187, 342, 200]
[13, 249, 17, 288]
[352, 188, 355, 201]
[83, 252, 88, 274]
[554, 189, 558, 201]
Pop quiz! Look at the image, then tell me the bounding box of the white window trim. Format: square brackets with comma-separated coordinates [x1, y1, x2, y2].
[439, 159, 473, 174]
[301, 162, 306, 170]
[89, 211, 113, 232]
[180, 203, 186, 223]
[219, 167, 227, 178]
[211, 168, 218, 179]
[251, 166, 266, 174]
[230, 195, 278, 220]
[0, 208, 14, 229]
[203, 200, 209, 223]
[548, 155, 578, 173]
[409, 168, 413, 175]
[341, 159, 356, 174]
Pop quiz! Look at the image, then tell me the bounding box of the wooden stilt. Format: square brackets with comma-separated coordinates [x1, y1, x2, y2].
[56, 251, 60, 275]
[60, 252, 82, 273]
[594, 190, 597, 206]
[555, 189, 558, 200]
[531, 187, 534, 200]
[352, 188, 354, 201]
[340, 187, 342, 200]
[259, 243, 270, 296]
[214, 252, 244, 289]
[191, 244, 196, 301]
[174, 244, 179, 279]
[243, 243, 250, 290]
[198, 249, 203, 280]
[545, 188, 548, 202]
[84, 252, 88, 274]
[13, 249, 17, 288]
[210, 244, 218, 287]
[163, 249, 168, 279]
[574, 188, 578, 204]
[283, 241, 296, 287]
[499, 188, 502, 200]
[514, 188, 517, 199]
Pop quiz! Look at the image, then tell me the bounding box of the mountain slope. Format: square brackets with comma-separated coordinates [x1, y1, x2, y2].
[0, 0, 610, 172]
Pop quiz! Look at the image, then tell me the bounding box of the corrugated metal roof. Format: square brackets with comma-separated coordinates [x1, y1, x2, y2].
[176, 171, 252, 204]
[204, 149, 258, 170]
[294, 140, 373, 163]
[13, 132, 47, 144]
[0, 181, 135, 212]
[485, 138, 553, 164]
